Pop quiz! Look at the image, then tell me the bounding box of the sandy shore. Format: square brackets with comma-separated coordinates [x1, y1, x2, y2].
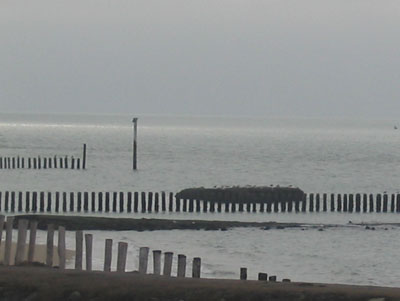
[0, 242, 74, 266]
[0, 265, 399, 301]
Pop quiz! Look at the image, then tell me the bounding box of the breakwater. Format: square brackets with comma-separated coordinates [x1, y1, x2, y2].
[0, 191, 400, 214]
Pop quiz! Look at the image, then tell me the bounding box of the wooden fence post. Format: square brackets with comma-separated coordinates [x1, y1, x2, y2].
[139, 247, 149, 274]
[4, 216, 15, 265]
[15, 219, 28, 265]
[177, 254, 186, 277]
[58, 226, 66, 269]
[104, 239, 113, 272]
[192, 257, 201, 278]
[75, 231, 83, 271]
[85, 234, 93, 271]
[46, 224, 55, 267]
[153, 250, 162, 275]
[163, 252, 173, 276]
[117, 242, 128, 272]
[28, 221, 38, 263]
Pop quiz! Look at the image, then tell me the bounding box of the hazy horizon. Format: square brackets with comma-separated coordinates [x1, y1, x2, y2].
[1, 1, 400, 119]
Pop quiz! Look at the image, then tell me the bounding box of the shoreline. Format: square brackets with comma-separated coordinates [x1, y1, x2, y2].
[0, 265, 399, 301]
[12, 214, 400, 231]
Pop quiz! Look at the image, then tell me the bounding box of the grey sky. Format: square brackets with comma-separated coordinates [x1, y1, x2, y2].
[1, 1, 399, 118]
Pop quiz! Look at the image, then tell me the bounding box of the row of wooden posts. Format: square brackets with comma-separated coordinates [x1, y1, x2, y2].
[1, 191, 400, 214]
[0, 215, 201, 277]
[0, 144, 87, 170]
[239, 267, 290, 283]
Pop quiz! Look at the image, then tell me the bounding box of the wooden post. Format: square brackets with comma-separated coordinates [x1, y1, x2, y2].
[82, 143, 87, 170]
[58, 226, 66, 269]
[77, 192, 82, 212]
[91, 192, 96, 212]
[0, 215, 5, 249]
[163, 252, 173, 276]
[28, 221, 37, 263]
[153, 250, 162, 275]
[383, 194, 388, 212]
[83, 192, 89, 212]
[104, 239, 113, 272]
[77, 158, 80, 169]
[11, 191, 15, 212]
[139, 247, 149, 274]
[355, 194, 361, 212]
[376, 194, 382, 212]
[4, 216, 15, 265]
[85, 234, 93, 271]
[141, 192, 146, 213]
[177, 254, 186, 277]
[192, 257, 201, 278]
[369, 194, 374, 212]
[134, 192, 139, 212]
[46, 224, 55, 267]
[62, 192, 67, 212]
[70, 192, 75, 212]
[337, 194, 342, 212]
[47, 192, 52, 212]
[40, 191, 45, 212]
[17, 191, 23, 212]
[112, 192, 117, 212]
[315, 193, 320, 212]
[343, 194, 348, 212]
[132, 118, 138, 170]
[74, 231, 83, 270]
[55, 192, 60, 213]
[349, 194, 354, 212]
[117, 242, 128, 272]
[161, 192, 166, 212]
[363, 194, 368, 213]
[32, 192, 37, 212]
[119, 192, 124, 212]
[240, 267, 247, 280]
[127, 192, 132, 212]
[28, 157, 31, 169]
[391, 194, 395, 212]
[98, 192, 103, 212]
[48, 157, 51, 168]
[5, 191, 9, 212]
[25, 191, 30, 212]
[15, 219, 28, 265]
[155, 192, 159, 212]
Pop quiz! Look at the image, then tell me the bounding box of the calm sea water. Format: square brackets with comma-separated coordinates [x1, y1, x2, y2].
[1, 113, 400, 286]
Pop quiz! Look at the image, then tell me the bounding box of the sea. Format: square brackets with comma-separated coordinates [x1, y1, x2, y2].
[1, 112, 400, 287]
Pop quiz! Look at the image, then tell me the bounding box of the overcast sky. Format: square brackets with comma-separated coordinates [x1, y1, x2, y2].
[1, 1, 399, 118]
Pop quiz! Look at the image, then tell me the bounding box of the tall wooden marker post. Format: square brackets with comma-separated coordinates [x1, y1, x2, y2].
[132, 118, 138, 170]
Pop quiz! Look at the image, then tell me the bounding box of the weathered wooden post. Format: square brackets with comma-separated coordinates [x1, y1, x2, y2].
[62, 192, 67, 212]
[84, 192, 89, 212]
[117, 242, 128, 272]
[153, 250, 162, 275]
[15, 219, 28, 265]
[91, 192, 96, 212]
[163, 252, 173, 276]
[141, 192, 146, 213]
[337, 194, 342, 212]
[75, 230, 83, 270]
[134, 192, 139, 212]
[192, 257, 201, 278]
[25, 191, 30, 212]
[127, 192, 132, 212]
[112, 192, 117, 212]
[85, 234, 93, 271]
[383, 194, 388, 212]
[39, 191, 45, 212]
[161, 192, 166, 212]
[55, 192, 60, 213]
[70, 192, 75, 212]
[77, 192, 82, 212]
[376, 194, 382, 212]
[132, 118, 138, 170]
[82, 143, 87, 170]
[58, 226, 66, 269]
[369, 194, 374, 212]
[177, 254, 186, 277]
[139, 247, 149, 274]
[28, 220, 37, 263]
[148, 192, 153, 212]
[105, 192, 110, 212]
[4, 216, 14, 265]
[240, 267, 247, 280]
[104, 239, 112, 272]
[98, 192, 103, 212]
[0, 215, 5, 249]
[46, 224, 55, 267]
[47, 192, 52, 212]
